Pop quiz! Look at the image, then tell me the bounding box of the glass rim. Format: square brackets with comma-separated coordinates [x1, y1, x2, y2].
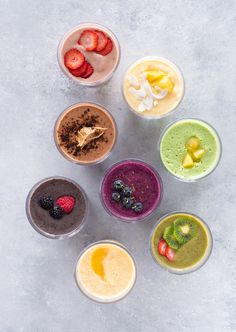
[158, 118, 222, 182]
[57, 22, 121, 86]
[54, 101, 118, 166]
[99, 158, 163, 223]
[74, 239, 137, 303]
[25, 176, 89, 239]
[122, 56, 185, 119]
[149, 211, 213, 274]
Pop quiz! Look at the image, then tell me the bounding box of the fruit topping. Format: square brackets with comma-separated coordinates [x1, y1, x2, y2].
[49, 206, 64, 219]
[94, 30, 108, 51]
[80, 62, 94, 79]
[122, 197, 134, 209]
[77, 126, 107, 148]
[122, 186, 133, 197]
[112, 192, 121, 202]
[38, 196, 54, 210]
[192, 149, 205, 161]
[158, 239, 167, 256]
[165, 247, 175, 261]
[96, 37, 113, 56]
[182, 153, 194, 168]
[132, 202, 143, 213]
[113, 180, 125, 191]
[56, 195, 75, 214]
[91, 247, 108, 280]
[64, 48, 85, 70]
[183, 136, 205, 168]
[186, 137, 200, 152]
[173, 218, 197, 244]
[145, 70, 166, 83]
[78, 30, 98, 51]
[163, 224, 181, 250]
[154, 75, 174, 93]
[69, 60, 88, 77]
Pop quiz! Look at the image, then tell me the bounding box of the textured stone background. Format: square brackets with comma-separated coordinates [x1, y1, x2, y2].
[0, 0, 235, 331]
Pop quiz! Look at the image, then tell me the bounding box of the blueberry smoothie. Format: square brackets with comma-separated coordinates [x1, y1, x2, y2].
[100, 160, 163, 222]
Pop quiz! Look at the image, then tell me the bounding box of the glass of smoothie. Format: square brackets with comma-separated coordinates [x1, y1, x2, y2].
[25, 177, 88, 239]
[100, 159, 163, 223]
[159, 118, 222, 181]
[122, 56, 184, 119]
[74, 240, 137, 303]
[57, 23, 120, 86]
[150, 212, 213, 274]
[54, 102, 117, 166]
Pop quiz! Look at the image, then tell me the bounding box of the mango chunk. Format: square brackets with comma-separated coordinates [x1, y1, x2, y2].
[153, 75, 174, 93]
[91, 248, 108, 280]
[145, 70, 166, 83]
[186, 137, 200, 152]
[192, 149, 205, 161]
[183, 153, 194, 168]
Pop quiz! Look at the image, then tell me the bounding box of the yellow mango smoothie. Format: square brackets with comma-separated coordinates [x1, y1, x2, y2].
[123, 56, 184, 118]
[75, 241, 136, 303]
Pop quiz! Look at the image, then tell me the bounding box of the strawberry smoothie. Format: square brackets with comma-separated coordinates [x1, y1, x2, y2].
[58, 23, 120, 85]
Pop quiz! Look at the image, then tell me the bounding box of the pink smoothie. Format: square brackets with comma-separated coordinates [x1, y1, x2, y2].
[58, 23, 120, 85]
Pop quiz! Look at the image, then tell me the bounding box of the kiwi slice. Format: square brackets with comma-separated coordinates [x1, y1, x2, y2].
[173, 218, 197, 244]
[163, 224, 181, 250]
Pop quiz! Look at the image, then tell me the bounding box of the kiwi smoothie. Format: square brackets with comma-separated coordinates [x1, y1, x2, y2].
[150, 212, 212, 273]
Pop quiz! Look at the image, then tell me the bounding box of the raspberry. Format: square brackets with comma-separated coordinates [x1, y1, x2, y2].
[56, 195, 75, 214]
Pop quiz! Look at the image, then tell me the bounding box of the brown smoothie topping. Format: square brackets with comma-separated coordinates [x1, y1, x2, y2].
[56, 104, 116, 164]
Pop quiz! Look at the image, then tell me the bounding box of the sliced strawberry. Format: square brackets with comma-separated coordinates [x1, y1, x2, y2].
[80, 63, 94, 79]
[165, 247, 175, 261]
[64, 48, 85, 70]
[94, 30, 108, 51]
[96, 37, 113, 56]
[78, 30, 98, 51]
[69, 61, 89, 77]
[158, 239, 167, 256]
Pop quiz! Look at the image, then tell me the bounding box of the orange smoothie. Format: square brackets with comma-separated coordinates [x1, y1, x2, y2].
[75, 241, 136, 302]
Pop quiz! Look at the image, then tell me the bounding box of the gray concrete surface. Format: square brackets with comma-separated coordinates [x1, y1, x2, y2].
[0, 0, 235, 331]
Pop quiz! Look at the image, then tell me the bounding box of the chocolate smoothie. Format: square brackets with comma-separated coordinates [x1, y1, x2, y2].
[26, 177, 88, 239]
[54, 102, 117, 165]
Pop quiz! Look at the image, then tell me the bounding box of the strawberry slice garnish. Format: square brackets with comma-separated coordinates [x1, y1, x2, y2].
[78, 30, 98, 51]
[69, 61, 89, 77]
[56, 195, 75, 214]
[94, 30, 108, 52]
[96, 37, 113, 56]
[158, 239, 167, 256]
[165, 247, 175, 261]
[80, 63, 94, 79]
[64, 48, 85, 70]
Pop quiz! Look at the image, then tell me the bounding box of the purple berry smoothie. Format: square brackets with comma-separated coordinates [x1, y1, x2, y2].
[100, 159, 163, 222]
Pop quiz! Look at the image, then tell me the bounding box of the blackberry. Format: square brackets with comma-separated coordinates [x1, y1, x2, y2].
[38, 196, 54, 210]
[49, 206, 64, 219]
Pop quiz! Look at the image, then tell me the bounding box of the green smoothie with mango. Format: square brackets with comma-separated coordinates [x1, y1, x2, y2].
[160, 119, 221, 181]
[150, 212, 212, 273]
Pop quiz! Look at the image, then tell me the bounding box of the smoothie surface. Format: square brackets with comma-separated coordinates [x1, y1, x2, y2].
[101, 160, 162, 221]
[151, 213, 210, 271]
[160, 119, 221, 180]
[76, 243, 136, 301]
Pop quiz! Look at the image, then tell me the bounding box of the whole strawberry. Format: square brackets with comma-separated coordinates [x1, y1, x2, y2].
[56, 195, 75, 214]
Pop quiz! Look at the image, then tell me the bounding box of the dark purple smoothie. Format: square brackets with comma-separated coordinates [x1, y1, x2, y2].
[101, 160, 163, 222]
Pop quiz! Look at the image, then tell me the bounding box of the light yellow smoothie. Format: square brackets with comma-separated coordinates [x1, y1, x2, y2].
[123, 56, 184, 118]
[75, 241, 136, 302]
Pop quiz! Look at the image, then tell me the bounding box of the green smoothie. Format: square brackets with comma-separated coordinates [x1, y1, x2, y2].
[160, 119, 221, 181]
[150, 213, 212, 273]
